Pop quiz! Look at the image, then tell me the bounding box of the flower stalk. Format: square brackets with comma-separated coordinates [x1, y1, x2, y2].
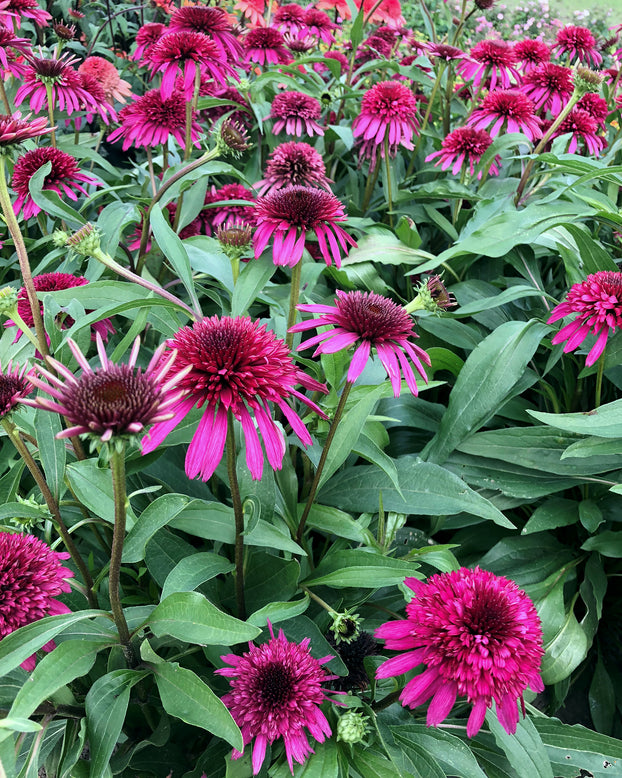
[226, 411, 246, 620]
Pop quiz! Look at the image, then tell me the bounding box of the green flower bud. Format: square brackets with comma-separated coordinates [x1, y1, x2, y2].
[337, 711, 369, 744]
[66, 223, 102, 257]
[573, 66, 603, 97]
[51, 229, 70, 248]
[0, 286, 18, 316]
[329, 610, 362, 645]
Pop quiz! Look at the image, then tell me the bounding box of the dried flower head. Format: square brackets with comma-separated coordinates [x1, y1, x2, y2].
[376, 568, 544, 737]
[216, 119, 251, 157]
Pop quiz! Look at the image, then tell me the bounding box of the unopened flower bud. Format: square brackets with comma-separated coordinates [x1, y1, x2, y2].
[337, 711, 369, 744]
[54, 21, 76, 41]
[329, 610, 361, 645]
[573, 66, 603, 96]
[216, 222, 253, 260]
[66, 223, 102, 257]
[52, 229, 70, 248]
[216, 119, 251, 158]
[0, 286, 18, 316]
[474, 0, 495, 8]
[405, 275, 456, 315]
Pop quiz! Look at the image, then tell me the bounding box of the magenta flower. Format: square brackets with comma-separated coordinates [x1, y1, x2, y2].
[313, 50, 349, 77]
[244, 27, 293, 66]
[375, 568, 544, 737]
[273, 4, 307, 35]
[0, 0, 51, 31]
[203, 182, 256, 234]
[426, 42, 464, 62]
[76, 72, 117, 125]
[0, 112, 51, 148]
[141, 316, 327, 482]
[131, 22, 166, 62]
[216, 624, 337, 775]
[513, 38, 551, 72]
[426, 126, 499, 178]
[352, 80, 419, 164]
[14, 53, 98, 115]
[167, 6, 242, 62]
[254, 186, 356, 268]
[291, 290, 430, 396]
[24, 334, 184, 443]
[551, 107, 606, 157]
[578, 92, 609, 124]
[457, 40, 520, 91]
[0, 23, 31, 78]
[6, 272, 114, 344]
[552, 25, 602, 67]
[149, 31, 237, 101]
[302, 8, 336, 43]
[11, 147, 98, 220]
[467, 89, 541, 141]
[255, 141, 332, 195]
[107, 88, 200, 151]
[548, 271, 622, 366]
[268, 91, 324, 137]
[0, 360, 34, 416]
[0, 531, 73, 671]
[521, 63, 574, 114]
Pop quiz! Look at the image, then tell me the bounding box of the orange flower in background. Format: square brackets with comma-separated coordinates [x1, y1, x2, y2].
[316, 0, 404, 26]
[234, 0, 269, 27]
[78, 56, 132, 103]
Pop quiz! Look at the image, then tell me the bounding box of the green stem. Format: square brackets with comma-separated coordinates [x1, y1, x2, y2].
[0, 80, 11, 113]
[300, 585, 337, 615]
[109, 444, 135, 664]
[1, 417, 95, 604]
[286, 260, 302, 351]
[407, 62, 446, 180]
[384, 137, 393, 227]
[44, 83, 56, 148]
[226, 413, 246, 620]
[595, 354, 605, 409]
[514, 92, 580, 206]
[296, 381, 353, 543]
[0, 155, 49, 358]
[361, 159, 381, 213]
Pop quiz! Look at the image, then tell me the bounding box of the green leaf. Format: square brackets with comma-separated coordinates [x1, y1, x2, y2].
[270, 739, 339, 777]
[247, 596, 310, 628]
[161, 552, 234, 601]
[10, 640, 106, 719]
[122, 494, 193, 562]
[231, 259, 275, 316]
[0, 611, 104, 677]
[589, 657, 615, 735]
[342, 232, 433, 267]
[320, 457, 513, 527]
[150, 204, 200, 314]
[302, 504, 372, 544]
[423, 320, 548, 464]
[522, 498, 578, 535]
[581, 531, 622, 557]
[34, 409, 65, 501]
[562, 436, 622, 459]
[153, 662, 242, 751]
[351, 749, 407, 778]
[391, 725, 488, 778]
[86, 670, 147, 778]
[486, 711, 554, 778]
[537, 579, 588, 685]
[529, 399, 622, 438]
[302, 549, 417, 589]
[562, 223, 619, 274]
[453, 285, 549, 317]
[148, 591, 260, 645]
[533, 717, 622, 778]
[65, 460, 115, 523]
[28, 162, 87, 227]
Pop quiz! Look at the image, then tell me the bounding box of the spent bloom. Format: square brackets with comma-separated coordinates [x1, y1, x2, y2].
[107, 88, 200, 150]
[457, 40, 520, 91]
[0, 531, 73, 671]
[255, 141, 332, 195]
[467, 89, 541, 141]
[547, 271, 622, 366]
[426, 126, 499, 178]
[268, 91, 324, 137]
[24, 334, 186, 443]
[11, 147, 98, 220]
[254, 185, 356, 268]
[291, 290, 431, 396]
[216, 624, 337, 775]
[375, 568, 544, 737]
[552, 25, 603, 66]
[352, 81, 419, 163]
[141, 316, 327, 482]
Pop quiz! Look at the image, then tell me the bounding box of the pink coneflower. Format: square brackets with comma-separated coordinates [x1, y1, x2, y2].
[291, 290, 430, 396]
[207, 182, 256, 231]
[244, 27, 293, 66]
[0, 360, 33, 416]
[268, 91, 324, 136]
[426, 42, 464, 62]
[513, 39, 551, 72]
[0, 112, 51, 148]
[11, 148, 98, 220]
[352, 80, 419, 163]
[467, 89, 541, 141]
[302, 8, 336, 43]
[552, 107, 606, 156]
[285, 33, 317, 55]
[141, 316, 327, 481]
[521, 62, 574, 114]
[216, 624, 337, 775]
[273, 4, 306, 35]
[131, 22, 166, 62]
[426, 127, 499, 177]
[77, 57, 132, 104]
[313, 50, 349, 77]
[150, 31, 237, 101]
[0, 0, 51, 31]
[254, 186, 355, 268]
[76, 73, 116, 125]
[107, 88, 200, 151]
[0, 532, 73, 671]
[355, 35, 393, 64]
[24, 334, 185, 443]
[167, 6, 242, 62]
[548, 271, 622, 365]
[6, 272, 114, 344]
[255, 141, 332, 195]
[14, 53, 98, 116]
[457, 39, 520, 91]
[199, 83, 252, 129]
[0, 24, 30, 78]
[375, 568, 544, 737]
[553, 25, 602, 67]
[577, 92, 609, 124]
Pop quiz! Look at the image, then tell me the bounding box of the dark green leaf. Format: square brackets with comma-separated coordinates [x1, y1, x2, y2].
[122, 494, 194, 562]
[302, 549, 417, 589]
[161, 552, 234, 601]
[486, 711, 553, 778]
